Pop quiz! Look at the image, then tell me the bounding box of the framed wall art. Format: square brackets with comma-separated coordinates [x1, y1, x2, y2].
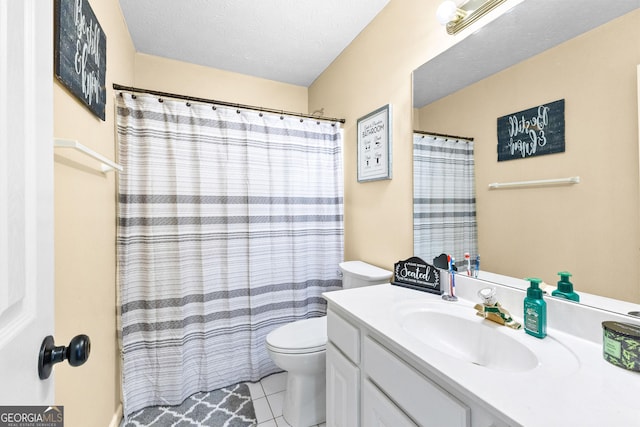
[357, 104, 392, 182]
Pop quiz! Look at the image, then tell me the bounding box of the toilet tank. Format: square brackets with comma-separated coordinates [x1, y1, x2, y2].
[339, 261, 393, 289]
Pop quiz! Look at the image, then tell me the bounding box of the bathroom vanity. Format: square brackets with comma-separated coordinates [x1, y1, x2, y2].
[324, 276, 640, 426]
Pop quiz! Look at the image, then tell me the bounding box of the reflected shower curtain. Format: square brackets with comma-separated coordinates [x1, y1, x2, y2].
[413, 134, 477, 264]
[116, 93, 343, 415]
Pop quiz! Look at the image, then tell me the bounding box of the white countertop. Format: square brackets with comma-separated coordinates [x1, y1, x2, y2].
[324, 283, 640, 427]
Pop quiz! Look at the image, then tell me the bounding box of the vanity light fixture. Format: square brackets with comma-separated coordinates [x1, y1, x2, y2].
[436, 0, 467, 26]
[436, 0, 508, 35]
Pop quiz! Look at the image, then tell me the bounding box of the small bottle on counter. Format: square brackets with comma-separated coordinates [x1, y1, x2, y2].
[524, 277, 547, 339]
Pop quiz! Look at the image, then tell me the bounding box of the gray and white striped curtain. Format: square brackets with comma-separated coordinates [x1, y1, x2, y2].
[116, 93, 344, 415]
[413, 134, 477, 264]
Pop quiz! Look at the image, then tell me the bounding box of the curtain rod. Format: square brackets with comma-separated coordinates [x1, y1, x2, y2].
[413, 129, 474, 141]
[113, 84, 346, 124]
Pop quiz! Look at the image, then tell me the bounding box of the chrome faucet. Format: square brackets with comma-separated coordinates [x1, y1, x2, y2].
[474, 287, 522, 330]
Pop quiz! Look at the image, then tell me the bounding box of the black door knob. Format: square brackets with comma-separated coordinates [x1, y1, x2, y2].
[38, 334, 91, 380]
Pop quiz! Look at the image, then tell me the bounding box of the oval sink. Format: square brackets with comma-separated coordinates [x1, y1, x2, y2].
[400, 309, 538, 372]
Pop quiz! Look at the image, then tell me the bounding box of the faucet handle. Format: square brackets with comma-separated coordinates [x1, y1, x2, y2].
[478, 287, 497, 305]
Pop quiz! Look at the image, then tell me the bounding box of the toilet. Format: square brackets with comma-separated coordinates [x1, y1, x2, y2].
[265, 261, 393, 427]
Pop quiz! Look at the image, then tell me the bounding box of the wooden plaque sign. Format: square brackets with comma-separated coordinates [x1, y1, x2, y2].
[497, 99, 565, 161]
[391, 257, 441, 295]
[55, 0, 107, 121]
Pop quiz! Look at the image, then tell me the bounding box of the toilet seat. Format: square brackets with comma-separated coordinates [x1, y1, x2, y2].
[266, 316, 327, 354]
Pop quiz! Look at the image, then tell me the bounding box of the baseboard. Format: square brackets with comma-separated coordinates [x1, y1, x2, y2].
[108, 403, 123, 427]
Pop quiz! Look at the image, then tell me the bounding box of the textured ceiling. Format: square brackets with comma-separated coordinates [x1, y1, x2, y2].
[119, 0, 390, 87]
[413, 0, 640, 107]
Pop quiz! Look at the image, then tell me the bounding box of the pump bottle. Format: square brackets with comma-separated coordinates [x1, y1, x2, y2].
[524, 277, 547, 339]
[551, 271, 580, 302]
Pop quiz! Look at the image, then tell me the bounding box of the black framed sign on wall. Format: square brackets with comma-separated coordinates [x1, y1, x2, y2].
[55, 0, 107, 121]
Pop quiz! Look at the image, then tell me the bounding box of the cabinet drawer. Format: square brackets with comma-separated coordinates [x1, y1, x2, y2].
[363, 379, 418, 427]
[364, 336, 470, 427]
[327, 309, 360, 363]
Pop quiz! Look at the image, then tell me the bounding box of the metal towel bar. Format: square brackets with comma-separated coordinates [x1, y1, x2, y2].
[488, 176, 580, 189]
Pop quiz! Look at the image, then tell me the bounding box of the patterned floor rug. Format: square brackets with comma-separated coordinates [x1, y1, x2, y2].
[121, 383, 257, 426]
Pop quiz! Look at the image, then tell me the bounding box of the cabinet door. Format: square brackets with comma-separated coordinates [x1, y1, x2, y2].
[363, 380, 418, 427]
[326, 342, 359, 427]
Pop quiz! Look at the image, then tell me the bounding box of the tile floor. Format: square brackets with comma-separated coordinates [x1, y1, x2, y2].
[245, 371, 326, 427]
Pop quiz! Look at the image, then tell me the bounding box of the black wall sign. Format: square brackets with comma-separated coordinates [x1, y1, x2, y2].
[55, 0, 107, 121]
[391, 257, 441, 295]
[497, 99, 565, 161]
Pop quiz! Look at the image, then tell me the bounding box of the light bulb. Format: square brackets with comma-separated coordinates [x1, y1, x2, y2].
[436, 1, 459, 25]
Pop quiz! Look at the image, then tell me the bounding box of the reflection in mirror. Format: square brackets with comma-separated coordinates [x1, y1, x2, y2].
[412, 2, 640, 315]
[413, 132, 477, 265]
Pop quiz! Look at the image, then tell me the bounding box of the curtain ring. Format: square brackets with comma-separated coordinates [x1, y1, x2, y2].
[236, 109, 241, 114]
[158, 98, 164, 103]
[212, 105, 216, 110]
[186, 102, 191, 107]
[131, 94, 137, 99]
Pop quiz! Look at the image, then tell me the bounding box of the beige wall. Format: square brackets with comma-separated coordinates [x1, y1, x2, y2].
[308, 0, 464, 270]
[310, 1, 640, 303]
[133, 53, 308, 112]
[53, 0, 134, 426]
[53, 3, 308, 426]
[417, 10, 640, 302]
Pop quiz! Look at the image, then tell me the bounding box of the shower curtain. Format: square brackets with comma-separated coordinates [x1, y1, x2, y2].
[413, 133, 477, 265]
[116, 93, 344, 415]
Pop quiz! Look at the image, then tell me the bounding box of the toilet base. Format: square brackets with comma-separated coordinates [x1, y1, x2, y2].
[282, 370, 326, 427]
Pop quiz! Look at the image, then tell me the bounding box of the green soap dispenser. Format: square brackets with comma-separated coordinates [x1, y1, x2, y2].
[552, 271, 580, 302]
[524, 277, 547, 339]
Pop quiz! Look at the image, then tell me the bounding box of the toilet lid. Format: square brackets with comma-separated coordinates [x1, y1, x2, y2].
[266, 316, 327, 354]
[339, 260, 393, 281]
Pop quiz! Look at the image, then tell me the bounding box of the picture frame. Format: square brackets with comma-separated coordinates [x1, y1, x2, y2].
[357, 104, 392, 182]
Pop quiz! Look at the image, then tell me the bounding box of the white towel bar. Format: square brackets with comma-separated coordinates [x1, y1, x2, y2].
[488, 176, 580, 189]
[54, 138, 123, 173]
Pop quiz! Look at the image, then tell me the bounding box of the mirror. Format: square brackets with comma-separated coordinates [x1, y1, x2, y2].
[412, 0, 640, 314]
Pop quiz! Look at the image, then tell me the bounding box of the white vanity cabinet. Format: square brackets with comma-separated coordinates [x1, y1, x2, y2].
[326, 306, 511, 427]
[325, 282, 640, 426]
[326, 308, 361, 426]
[326, 342, 359, 426]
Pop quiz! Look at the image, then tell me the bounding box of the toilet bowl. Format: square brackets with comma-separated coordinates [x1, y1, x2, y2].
[265, 261, 392, 427]
[266, 317, 327, 427]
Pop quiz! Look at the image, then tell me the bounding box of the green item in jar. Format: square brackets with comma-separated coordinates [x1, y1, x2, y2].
[602, 321, 640, 372]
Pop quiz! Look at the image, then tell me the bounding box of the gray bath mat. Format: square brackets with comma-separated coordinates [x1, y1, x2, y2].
[121, 383, 257, 426]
